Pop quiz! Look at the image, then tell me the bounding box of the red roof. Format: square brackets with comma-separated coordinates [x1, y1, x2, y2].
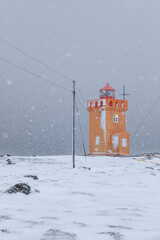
[99, 83, 115, 91]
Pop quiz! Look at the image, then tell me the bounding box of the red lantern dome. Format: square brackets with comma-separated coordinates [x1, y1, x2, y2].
[99, 83, 115, 99]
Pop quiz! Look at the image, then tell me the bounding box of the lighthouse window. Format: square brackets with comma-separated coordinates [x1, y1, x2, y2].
[107, 90, 115, 97]
[105, 90, 109, 96]
[113, 114, 118, 123]
[95, 136, 100, 145]
[99, 91, 103, 98]
[109, 91, 112, 96]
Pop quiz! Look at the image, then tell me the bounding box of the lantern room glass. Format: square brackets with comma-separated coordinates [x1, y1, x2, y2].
[99, 90, 115, 98]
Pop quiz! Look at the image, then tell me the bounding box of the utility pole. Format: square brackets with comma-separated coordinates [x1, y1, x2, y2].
[72, 80, 76, 168]
[120, 85, 131, 100]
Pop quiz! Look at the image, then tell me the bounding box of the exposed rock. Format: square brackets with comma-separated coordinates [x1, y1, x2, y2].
[73, 222, 87, 227]
[72, 191, 94, 196]
[6, 159, 15, 165]
[107, 225, 132, 230]
[41, 229, 77, 240]
[146, 166, 154, 170]
[0, 215, 11, 220]
[131, 152, 160, 159]
[35, 189, 40, 193]
[24, 175, 38, 180]
[79, 166, 91, 170]
[1, 229, 9, 233]
[5, 183, 31, 195]
[98, 231, 124, 240]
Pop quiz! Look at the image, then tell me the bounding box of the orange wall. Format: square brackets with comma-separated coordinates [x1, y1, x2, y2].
[89, 109, 106, 154]
[88, 98, 130, 155]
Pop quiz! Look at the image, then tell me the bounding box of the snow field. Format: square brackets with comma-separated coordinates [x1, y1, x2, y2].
[0, 155, 160, 240]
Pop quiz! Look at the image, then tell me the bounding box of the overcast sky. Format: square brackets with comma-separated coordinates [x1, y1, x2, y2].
[0, 0, 160, 155]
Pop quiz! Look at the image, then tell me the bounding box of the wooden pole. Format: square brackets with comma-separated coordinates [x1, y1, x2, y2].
[72, 80, 76, 168]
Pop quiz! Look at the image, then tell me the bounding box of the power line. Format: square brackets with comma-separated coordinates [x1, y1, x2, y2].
[76, 94, 88, 113]
[131, 94, 160, 142]
[0, 56, 71, 93]
[0, 36, 73, 82]
[0, 36, 88, 107]
[76, 99, 87, 159]
[0, 37, 90, 167]
[77, 86, 86, 102]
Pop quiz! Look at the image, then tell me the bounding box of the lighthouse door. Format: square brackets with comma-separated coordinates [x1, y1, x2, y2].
[112, 135, 119, 153]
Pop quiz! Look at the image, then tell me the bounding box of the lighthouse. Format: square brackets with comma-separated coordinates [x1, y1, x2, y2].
[87, 83, 130, 155]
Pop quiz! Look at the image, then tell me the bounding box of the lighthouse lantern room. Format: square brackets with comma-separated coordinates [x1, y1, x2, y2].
[87, 83, 130, 155]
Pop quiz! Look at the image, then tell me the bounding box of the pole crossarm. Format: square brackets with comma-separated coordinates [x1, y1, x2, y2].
[119, 85, 131, 100]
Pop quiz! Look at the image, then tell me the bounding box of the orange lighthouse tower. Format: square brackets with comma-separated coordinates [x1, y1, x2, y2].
[87, 83, 130, 155]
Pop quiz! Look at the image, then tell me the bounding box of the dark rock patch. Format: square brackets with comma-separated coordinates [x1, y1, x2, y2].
[79, 166, 91, 170]
[6, 159, 15, 165]
[5, 183, 31, 195]
[132, 152, 160, 159]
[146, 166, 154, 170]
[24, 220, 44, 225]
[1, 229, 9, 233]
[40, 217, 58, 220]
[35, 189, 40, 193]
[0, 215, 11, 220]
[107, 225, 132, 230]
[24, 175, 38, 180]
[72, 191, 94, 196]
[41, 229, 77, 240]
[98, 232, 124, 240]
[73, 222, 87, 227]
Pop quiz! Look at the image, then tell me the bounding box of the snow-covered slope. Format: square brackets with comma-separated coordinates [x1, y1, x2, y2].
[0, 155, 160, 240]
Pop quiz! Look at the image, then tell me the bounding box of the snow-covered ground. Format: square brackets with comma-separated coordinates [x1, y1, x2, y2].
[0, 155, 160, 240]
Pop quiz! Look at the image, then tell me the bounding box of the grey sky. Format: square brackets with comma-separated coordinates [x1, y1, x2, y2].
[0, 0, 160, 155]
